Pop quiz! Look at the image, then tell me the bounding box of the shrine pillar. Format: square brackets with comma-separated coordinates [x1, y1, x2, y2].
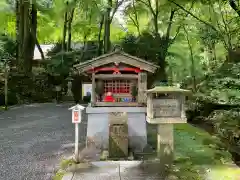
[91, 72, 96, 104]
[138, 72, 147, 104]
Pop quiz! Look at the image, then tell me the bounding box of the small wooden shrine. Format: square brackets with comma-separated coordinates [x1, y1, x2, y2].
[74, 49, 159, 159]
[74, 49, 159, 106]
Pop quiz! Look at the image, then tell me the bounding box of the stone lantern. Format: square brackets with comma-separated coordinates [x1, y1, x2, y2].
[146, 86, 190, 124]
[65, 71, 74, 101]
[145, 86, 191, 170]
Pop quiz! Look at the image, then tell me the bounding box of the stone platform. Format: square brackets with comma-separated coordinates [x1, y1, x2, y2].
[85, 107, 147, 153]
[63, 161, 165, 180]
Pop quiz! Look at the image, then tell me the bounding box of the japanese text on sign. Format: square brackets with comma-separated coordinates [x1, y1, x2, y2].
[74, 111, 79, 121]
[153, 99, 181, 117]
[72, 110, 81, 123]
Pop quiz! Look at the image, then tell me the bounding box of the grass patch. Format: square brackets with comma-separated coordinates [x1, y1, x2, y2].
[208, 166, 240, 180]
[52, 170, 65, 180]
[174, 124, 232, 165]
[52, 158, 76, 180]
[60, 158, 76, 169]
[0, 106, 7, 110]
[146, 123, 239, 179]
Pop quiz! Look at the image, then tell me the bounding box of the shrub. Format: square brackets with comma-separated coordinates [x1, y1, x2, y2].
[72, 75, 82, 103]
[83, 95, 91, 103]
[7, 71, 54, 104]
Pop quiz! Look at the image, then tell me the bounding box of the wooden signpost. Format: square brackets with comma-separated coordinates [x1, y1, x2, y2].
[146, 86, 190, 175]
[69, 104, 85, 163]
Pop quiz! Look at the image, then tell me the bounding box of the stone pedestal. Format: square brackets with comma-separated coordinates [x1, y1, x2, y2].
[109, 112, 128, 158]
[85, 107, 147, 154]
[157, 124, 174, 176]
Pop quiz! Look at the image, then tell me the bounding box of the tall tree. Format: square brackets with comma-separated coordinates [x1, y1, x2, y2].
[103, 0, 125, 53]
[15, 0, 46, 74]
[17, 0, 36, 73]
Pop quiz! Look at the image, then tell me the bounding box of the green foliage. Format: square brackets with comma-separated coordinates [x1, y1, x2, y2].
[197, 62, 240, 105]
[0, 34, 16, 57]
[8, 72, 54, 104]
[209, 109, 240, 152]
[0, 34, 16, 67]
[83, 95, 91, 103]
[120, 32, 172, 64]
[71, 75, 82, 103]
[46, 52, 75, 76]
[187, 60, 240, 165]
[198, 24, 221, 47]
[45, 43, 75, 76]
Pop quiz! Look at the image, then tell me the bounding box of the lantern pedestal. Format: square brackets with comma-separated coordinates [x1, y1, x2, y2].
[146, 86, 191, 173]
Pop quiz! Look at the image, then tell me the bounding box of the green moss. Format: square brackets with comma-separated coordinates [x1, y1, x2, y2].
[146, 123, 236, 179]
[0, 106, 7, 110]
[173, 124, 234, 179]
[52, 171, 65, 180]
[60, 158, 76, 169]
[207, 166, 240, 179]
[52, 158, 76, 180]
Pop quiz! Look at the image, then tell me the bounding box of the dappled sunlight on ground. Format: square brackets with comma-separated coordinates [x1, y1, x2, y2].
[207, 166, 240, 180]
[172, 124, 240, 179]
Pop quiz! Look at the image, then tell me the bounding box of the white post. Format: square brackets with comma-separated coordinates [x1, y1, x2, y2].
[75, 123, 79, 163]
[69, 104, 85, 163]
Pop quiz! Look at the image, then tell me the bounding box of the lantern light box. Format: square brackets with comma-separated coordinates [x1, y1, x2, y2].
[146, 86, 191, 124]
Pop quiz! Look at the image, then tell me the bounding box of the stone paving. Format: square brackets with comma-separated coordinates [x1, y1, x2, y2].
[0, 103, 87, 180]
[63, 161, 164, 180]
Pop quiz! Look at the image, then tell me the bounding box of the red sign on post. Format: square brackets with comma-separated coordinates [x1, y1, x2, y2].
[74, 111, 79, 121]
[72, 109, 81, 123]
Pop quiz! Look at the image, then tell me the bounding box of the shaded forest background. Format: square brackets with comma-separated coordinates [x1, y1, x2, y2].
[0, 0, 239, 167]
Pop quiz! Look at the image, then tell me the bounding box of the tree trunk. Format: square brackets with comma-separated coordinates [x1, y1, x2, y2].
[80, 35, 87, 61]
[103, 0, 112, 53]
[62, 11, 68, 52]
[132, 0, 140, 35]
[98, 15, 104, 55]
[153, 15, 158, 35]
[4, 63, 8, 109]
[229, 0, 240, 17]
[18, 0, 25, 72]
[152, 10, 175, 85]
[67, 8, 75, 52]
[22, 0, 31, 73]
[27, 4, 37, 70]
[184, 26, 196, 91]
[16, 0, 20, 62]
[35, 38, 45, 60]
[16, 0, 36, 74]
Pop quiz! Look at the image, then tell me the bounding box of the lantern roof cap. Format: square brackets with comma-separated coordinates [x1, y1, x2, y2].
[146, 86, 191, 94]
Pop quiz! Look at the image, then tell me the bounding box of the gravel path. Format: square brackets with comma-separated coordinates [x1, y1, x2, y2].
[0, 103, 87, 180]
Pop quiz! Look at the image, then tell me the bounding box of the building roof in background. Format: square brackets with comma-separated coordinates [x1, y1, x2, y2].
[33, 44, 54, 60]
[33, 43, 86, 60]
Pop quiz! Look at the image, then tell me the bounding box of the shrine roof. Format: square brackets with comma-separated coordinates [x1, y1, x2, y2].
[73, 50, 159, 73]
[146, 86, 191, 94]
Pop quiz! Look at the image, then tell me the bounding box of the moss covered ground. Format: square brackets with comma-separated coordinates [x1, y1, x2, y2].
[147, 123, 240, 179]
[174, 124, 239, 179]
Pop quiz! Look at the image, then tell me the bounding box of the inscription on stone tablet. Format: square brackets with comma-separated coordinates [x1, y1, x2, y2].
[109, 112, 128, 158]
[153, 99, 181, 117]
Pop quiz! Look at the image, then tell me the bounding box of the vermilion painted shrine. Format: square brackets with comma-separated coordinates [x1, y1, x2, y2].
[74, 49, 158, 105]
[73, 49, 189, 159]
